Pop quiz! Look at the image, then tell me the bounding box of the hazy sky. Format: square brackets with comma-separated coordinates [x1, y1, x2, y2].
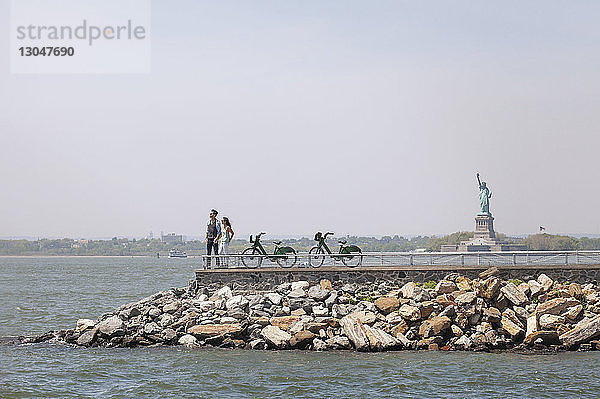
[1, 1, 600, 239]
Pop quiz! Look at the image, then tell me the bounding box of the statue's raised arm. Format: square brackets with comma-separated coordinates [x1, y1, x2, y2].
[476, 172, 482, 188]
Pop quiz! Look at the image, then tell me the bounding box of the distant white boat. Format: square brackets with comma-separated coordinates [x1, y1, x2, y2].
[168, 249, 187, 258]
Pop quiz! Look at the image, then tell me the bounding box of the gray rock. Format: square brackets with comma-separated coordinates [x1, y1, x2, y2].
[312, 305, 329, 317]
[265, 292, 282, 306]
[288, 288, 307, 299]
[215, 286, 233, 300]
[226, 295, 249, 310]
[197, 301, 215, 313]
[455, 292, 477, 306]
[261, 325, 291, 349]
[76, 328, 97, 346]
[144, 322, 161, 335]
[341, 283, 358, 294]
[435, 280, 458, 295]
[76, 319, 96, 332]
[148, 307, 162, 318]
[332, 304, 350, 319]
[227, 308, 247, 319]
[275, 283, 291, 294]
[97, 316, 124, 337]
[308, 286, 330, 301]
[560, 314, 600, 347]
[158, 313, 175, 328]
[324, 292, 338, 308]
[249, 338, 267, 350]
[163, 301, 181, 314]
[161, 328, 177, 342]
[312, 338, 328, 351]
[178, 334, 199, 348]
[500, 283, 529, 306]
[220, 316, 238, 324]
[291, 281, 309, 291]
[454, 335, 472, 349]
[340, 314, 369, 351]
[398, 304, 421, 322]
[326, 335, 351, 349]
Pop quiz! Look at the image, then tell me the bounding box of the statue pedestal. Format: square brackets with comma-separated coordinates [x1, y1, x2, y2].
[440, 213, 528, 252]
[474, 214, 495, 240]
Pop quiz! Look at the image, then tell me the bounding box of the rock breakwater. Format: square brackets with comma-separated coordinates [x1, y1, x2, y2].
[28, 269, 600, 352]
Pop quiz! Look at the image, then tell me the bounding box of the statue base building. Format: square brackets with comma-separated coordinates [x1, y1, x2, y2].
[441, 213, 528, 252]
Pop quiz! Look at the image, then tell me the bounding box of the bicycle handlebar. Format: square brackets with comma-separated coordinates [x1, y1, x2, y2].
[324, 232, 334, 238]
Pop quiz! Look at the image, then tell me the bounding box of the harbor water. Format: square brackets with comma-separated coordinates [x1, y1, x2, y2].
[1, 257, 599, 398]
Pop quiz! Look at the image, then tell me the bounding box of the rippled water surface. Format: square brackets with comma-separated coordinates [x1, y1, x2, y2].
[1, 257, 600, 398]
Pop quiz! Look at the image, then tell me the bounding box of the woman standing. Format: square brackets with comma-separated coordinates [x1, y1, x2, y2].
[219, 217, 234, 267]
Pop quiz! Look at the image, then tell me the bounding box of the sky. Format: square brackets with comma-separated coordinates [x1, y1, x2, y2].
[1, 0, 600, 239]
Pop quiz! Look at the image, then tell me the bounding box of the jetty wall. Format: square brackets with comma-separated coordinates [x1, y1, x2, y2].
[194, 265, 600, 291]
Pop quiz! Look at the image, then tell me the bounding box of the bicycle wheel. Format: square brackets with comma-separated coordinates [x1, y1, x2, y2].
[342, 249, 362, 267]
[241, 247, 262, 268]
[276, 248, 297, 268]
[308, 247, 325, 268]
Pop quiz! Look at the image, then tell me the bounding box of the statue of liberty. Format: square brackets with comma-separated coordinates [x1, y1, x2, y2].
[476, 173, 492, 215]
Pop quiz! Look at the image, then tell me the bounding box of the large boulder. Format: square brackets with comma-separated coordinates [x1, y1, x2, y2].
[419, 316, 451, 338]
[455, 291, 477, 306]
[400, 282, 430, 302]
[477, 277, 501, 300]
[289, 330, 315, 348]
[398, 304, 421, 322]
[501, 309, 525, 337]
[97, 316, 124, 337]
[261, 325, 291, 349]
[308, 285, 330, 301]
[178, 334, 200, 348]
[363, 325, 400, 350]
[215, 286, 233, 300]
[374, 297, 400, 314]
[500, 283, 529, 306]
[539, 314, 565, 330]
[265, 292, 282, 306]
[226, 295, 249, 310]
[537, 274, 554, 292]
[76, 328, 97, 346]
[435, 280, 457, 295]
[187, 323, 242, 338]
[340, 314, 370, 351]
[536, 298, 569, 319]
[559, 315, 600, 347]
[270, 316, 301, 331]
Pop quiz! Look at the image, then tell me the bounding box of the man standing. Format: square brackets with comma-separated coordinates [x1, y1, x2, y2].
[206, 209, 221, 267]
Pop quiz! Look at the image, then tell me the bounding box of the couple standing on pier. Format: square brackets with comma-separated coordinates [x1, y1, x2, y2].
[206, 209, 234, 266]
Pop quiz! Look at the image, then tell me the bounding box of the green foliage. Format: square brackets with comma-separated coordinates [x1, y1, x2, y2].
[524, 233, 581, 251]
[422, 280, 437, 290]
[509, 279, 523, 286]
[426, 232, 474, 251]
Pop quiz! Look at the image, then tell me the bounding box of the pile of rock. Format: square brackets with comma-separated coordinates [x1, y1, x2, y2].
[29, 270, 600, 352]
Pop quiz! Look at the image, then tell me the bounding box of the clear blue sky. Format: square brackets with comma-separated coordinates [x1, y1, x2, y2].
[1, 1, 599, 238]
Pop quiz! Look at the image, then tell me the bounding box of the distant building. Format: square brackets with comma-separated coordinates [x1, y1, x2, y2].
[161, 232, 183, 244]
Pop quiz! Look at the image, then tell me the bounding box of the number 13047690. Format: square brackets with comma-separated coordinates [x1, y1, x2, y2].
[19, 47, 75, 56]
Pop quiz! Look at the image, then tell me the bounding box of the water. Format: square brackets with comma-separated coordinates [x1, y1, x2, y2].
[1, 257, 600, 398]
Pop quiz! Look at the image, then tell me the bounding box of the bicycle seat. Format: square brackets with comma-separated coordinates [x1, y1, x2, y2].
[273, 241, 282, 245]
[338, 240, 347, 245]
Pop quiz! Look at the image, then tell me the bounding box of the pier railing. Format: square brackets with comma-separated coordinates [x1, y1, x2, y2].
[200, 250, 600, 269]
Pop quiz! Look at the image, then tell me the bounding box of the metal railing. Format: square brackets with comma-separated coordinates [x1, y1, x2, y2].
[199, 250, 600, 269]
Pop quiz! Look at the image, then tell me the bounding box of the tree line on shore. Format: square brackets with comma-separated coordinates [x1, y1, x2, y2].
[1, 233, 599, 256]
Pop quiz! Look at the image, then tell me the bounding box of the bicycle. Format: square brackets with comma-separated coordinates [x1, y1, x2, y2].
[241, 232, 297, 268]
[308, 232, 362, 267]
